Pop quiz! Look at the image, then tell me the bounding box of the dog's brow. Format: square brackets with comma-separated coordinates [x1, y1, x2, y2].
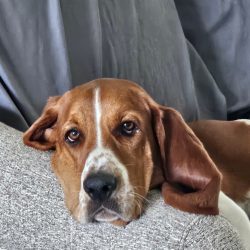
[94, 87, 102, 147]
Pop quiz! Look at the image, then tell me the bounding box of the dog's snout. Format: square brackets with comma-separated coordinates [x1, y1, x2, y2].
[83, 172, 117, 202]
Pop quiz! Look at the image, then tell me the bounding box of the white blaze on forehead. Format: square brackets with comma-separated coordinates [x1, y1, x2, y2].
[94, 87, 102, 147]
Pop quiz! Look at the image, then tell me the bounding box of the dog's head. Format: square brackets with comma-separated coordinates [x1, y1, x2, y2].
[23, 79, 221, 226]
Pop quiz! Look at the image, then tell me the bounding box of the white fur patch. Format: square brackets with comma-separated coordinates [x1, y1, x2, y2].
[236, 119, 250, 126]
[82, 147, 130, 183]
[78, 147, 134, 222]
[95, 87, 102, 147]
[219, 192, 250, 248]
[77, 87, 134, 222]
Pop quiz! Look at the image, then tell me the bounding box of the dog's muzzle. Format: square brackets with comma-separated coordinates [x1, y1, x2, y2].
[79, 148, 134, 223]
[83, 172, 121, 222]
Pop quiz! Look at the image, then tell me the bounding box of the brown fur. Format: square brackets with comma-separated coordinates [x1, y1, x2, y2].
[189, 120, 250, 203]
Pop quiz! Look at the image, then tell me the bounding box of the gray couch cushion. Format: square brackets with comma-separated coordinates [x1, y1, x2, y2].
[0, 122, 244, 249]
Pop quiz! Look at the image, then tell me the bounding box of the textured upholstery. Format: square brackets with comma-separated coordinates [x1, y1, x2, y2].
[0, 123, 244, 249]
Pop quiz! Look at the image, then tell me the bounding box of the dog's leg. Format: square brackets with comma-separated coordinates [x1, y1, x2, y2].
[219, 192, 250, 249]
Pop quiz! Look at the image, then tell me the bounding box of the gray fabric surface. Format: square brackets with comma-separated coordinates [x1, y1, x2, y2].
[0, 0, 226, 132]
[0, 122, 244, 249]
[175, 0, 250, 115]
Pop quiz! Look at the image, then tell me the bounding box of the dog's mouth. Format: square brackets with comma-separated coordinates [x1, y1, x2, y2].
[93, 206, 120, 222]
[88, 199, 123, 223]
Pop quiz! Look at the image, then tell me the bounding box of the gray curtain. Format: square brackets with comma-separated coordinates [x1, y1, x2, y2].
[0, 0, 227, 131]
[175, 0, 250, 118]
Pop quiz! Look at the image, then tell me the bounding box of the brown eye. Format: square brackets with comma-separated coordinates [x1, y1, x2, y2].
[120, 121, 138, 136]
[65, 128, 81, 144]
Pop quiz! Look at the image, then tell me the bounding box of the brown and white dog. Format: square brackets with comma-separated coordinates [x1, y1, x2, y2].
[23, 79, 250, 246]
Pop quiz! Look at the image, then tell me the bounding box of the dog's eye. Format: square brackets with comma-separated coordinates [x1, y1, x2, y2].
[120, 121, 138, 136]
[65, 128, 81, 144]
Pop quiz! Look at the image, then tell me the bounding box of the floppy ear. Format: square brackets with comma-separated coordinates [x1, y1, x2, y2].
[23, 96, 61, 151]
[153, 106, 222, 215]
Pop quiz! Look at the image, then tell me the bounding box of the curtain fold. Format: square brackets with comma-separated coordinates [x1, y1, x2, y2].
[0, 0, 226, 131]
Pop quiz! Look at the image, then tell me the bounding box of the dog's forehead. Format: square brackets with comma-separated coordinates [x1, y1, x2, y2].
[61, 79, 150, 113]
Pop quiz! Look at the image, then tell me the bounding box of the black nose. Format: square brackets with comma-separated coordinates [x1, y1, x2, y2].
[83, 172, 117, 202]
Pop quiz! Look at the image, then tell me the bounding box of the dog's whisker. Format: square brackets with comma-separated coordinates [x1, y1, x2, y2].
[134, 199, 142, 216]
[132, 192, 150, 204]
[124, 163, 135, 167]
[127, 190, 150, 205]
[133, 185, 147, 191]
[132, 186, 152, 201]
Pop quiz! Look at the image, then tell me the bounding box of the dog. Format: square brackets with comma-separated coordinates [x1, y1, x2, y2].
[23, 79, 250, 246]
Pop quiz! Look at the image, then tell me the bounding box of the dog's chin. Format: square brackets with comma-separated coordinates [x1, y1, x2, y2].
[72, 205, 131, 226]
[94, 207, 120, 222]
[72, 194, 139, 226]
[96, 211, 131, 227]
[92, 206, 135, 226]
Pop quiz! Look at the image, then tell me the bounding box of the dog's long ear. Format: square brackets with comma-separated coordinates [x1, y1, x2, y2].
[153, 106, 221, 215]
[23, 96, 61, 151]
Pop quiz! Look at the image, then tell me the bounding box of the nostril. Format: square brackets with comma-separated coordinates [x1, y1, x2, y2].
[102, 185, 110, 193]
[84, 186, 95, 197]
